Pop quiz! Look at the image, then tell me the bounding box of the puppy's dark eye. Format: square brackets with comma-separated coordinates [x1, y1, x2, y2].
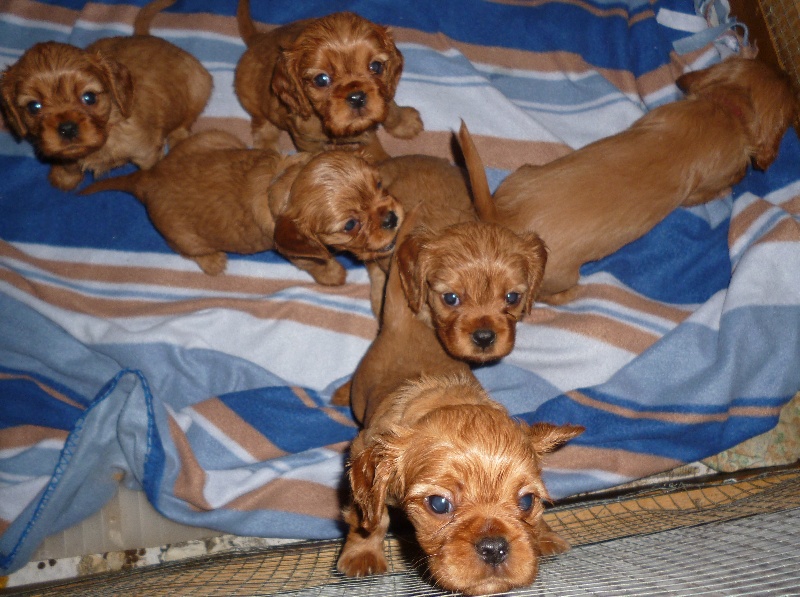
[442, 292, 460, 307]
[81, 91, 97, 106]
[343, 218, 359, 233]
[518, 493, 534, 512]
[427, 495, 453, 515]
[26, 101, 42, 115]
[313, 73, 331, 88]
[506, 292, 521, 305]
[369, 61, 384, 75]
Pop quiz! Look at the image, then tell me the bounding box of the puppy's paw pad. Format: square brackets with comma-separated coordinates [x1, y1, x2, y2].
[337, 549, 388, 577]
[384, 107, 423, 139]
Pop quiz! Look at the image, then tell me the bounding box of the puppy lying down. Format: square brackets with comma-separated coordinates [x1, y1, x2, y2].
[81, 129, 402, 285]
[464, 56, 799, 304]
[339, 373, 583, 595]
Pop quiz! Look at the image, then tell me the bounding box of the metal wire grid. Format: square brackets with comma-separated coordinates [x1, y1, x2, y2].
[6, 466, 800, 597]
[759, 0, 800, 81]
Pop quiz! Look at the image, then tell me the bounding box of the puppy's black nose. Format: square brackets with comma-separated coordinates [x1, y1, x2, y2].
[472, 328, 496, 349]
[475, 536, 509, 566]
[381, 211, 399, 230]
[347, 90, 367, 109]
[58, 121, 79, 140]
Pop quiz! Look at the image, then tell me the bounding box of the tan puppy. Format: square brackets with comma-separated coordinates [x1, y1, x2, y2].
[338, 373, 583, 595]
[463, 56, 799, 304]
[80, 130, 402, 285]
[0, 0, 212, 191]
[234, 0, 422, 160]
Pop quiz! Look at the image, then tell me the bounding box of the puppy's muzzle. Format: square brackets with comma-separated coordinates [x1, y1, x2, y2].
[476, 536, 509, 566]
[472, 328, 497, 349]
[58, 121, 80, 140]
[381, 211, 399, 230]
[347, 90, 367, 109]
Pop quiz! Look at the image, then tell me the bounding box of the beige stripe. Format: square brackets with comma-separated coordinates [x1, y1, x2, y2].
[781, 195, 800, 216]
[3, 0, 78, 27]
[729, 197, 770, 247]
[191, 399, 288, 461]
[566, 389, 784, 424]
[168, 414, 213, 511]
[755, 216, 800, 244]
[0, 372, 85, 410]
[226, 477, 343, 520]
[487, 0, 652, 21]
[528, 309, 660, 354]
[544, 444, 683, 478]
[0, 425, 69, 450]
[290, 387, 359, 430]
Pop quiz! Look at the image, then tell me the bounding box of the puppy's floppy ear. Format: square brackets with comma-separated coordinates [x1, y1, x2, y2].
[528, 422, 584, 456]
[272, 49, 313, 119]
[348, 434, 397, 532]
[0, 70, 26, 137]
[89, 51, 134, 118]
[750, 83, 798, 170]
[396, 233, 429, 314]
[273, 215, 331, 263]
[520, 232, 548, 313]
[378, 27, 404, 96]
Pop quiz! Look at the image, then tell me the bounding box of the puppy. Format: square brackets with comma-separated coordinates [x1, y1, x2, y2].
[463, 56, 799, 304]
[80, 130, 402, 285]
[234, 0, 423, 160]
[338, 373, 583, 595]
[0, 0, 212, 191]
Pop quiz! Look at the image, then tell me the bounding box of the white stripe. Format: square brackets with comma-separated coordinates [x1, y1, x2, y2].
[655, 8, 709, 33]
[0, 439, 65, 459]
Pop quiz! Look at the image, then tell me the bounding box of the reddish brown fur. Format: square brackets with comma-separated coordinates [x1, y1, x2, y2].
[464, 56, 799, 304]
[0, 0, 212, 191]
[233, 0, 422, 160]
[80, 130, 402, 284]
[338, 374, 583, 595]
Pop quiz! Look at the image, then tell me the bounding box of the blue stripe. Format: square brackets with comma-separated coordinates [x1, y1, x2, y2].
[0, 367, 86, 431]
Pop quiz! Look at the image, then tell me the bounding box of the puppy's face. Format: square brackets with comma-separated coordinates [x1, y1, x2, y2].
[273, 150, 403, 263]
[272, 12, 403, 138]
[0, 42, 131, 161]
[398, 222, 547, 363]
[349, 377, 583, 595]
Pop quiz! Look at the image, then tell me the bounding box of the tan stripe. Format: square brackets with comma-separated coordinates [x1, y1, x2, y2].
[566, 389, 784, 424]
[191, 399, 288, 461]
[3, 0, 78, 27]
[781, 194, 800, 216]
[755, 216, 800, 244]
[325, 440, 352, 454]
[544, 444, 683, 478]
[290, 387, 358, 430]
[528, 309, 660, 354]
[0, 425, 69, 450]
[0, 372, 85, 410]
[487, 0, 652, 22]
[1, 235, 370, 301]
[168, 413, 213, 511]
[226, 477, 342, 520]
[729, 197, 770, 247]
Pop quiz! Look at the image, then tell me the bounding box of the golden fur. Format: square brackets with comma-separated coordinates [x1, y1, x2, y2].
[80, 130, 402, 285]
[338, 373, 583, 595]
[234, 0, 422, 160]
[0, 0, 212, 191]
[464, 56, 799, 304]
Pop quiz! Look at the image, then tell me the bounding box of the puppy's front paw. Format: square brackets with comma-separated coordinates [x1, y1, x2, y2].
[193, 252, 228, 276]
[49, 163, 83, 191]
[383, 106, 423, 139]
[309, 260, 347, 286]
[337, 544, 388, 577]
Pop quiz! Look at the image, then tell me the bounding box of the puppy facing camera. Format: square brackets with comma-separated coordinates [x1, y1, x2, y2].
[338, 373, 583, 595]
[0, 0, 212, 191]
[234, 0, 423, 160]
[81, 130, 402, 285]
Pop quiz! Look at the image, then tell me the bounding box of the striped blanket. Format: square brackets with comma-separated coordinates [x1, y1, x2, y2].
[2, 0, 799, 576]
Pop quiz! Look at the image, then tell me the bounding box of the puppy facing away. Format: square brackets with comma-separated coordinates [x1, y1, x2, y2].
[338, 373, 584, 595]
[80, 130, 402, 285]
[463, 56, 799, 304]
[0, 0, 212, 191]
[234, 0, 423, 160]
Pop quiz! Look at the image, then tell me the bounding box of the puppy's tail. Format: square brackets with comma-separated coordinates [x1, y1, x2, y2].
[458, 120, 497, 222]
[133, 0, 178, 36]
[237, 0, 258, 47]
[80, 172, 143, 200]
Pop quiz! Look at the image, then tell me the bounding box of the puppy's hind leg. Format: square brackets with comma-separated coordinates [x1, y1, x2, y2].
[337, 506, 390, 577]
